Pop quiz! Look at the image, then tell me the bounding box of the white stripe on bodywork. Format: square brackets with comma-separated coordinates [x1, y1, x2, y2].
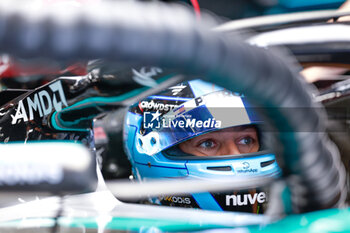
[248, 24, 350, 47]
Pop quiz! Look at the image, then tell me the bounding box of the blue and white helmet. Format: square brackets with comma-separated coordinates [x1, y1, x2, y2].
[123, 79, 281, 213]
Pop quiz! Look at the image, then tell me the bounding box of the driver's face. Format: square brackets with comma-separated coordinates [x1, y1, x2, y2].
[178, 126, 259, 156]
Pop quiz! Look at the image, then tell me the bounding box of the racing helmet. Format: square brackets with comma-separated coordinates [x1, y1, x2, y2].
[123, 79, 281, 213]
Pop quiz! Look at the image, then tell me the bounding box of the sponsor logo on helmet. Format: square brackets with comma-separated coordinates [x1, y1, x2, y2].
[140, 100, 179, 112]
[11, 81, 68, 125]
[143, 111, 221, 129]
[237, 168, 258, 173]
[169, 84, 186, 95]
[226, 192, 266, 206]
[237, 162, 258, 173]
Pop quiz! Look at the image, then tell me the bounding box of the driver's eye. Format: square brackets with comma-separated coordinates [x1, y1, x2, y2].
[198, 140, 216, 149]
[237, 136, 257, 154]
[238, 137, 254, 145]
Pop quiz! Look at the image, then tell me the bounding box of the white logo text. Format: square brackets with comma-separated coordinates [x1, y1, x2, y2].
[11, 81, 68, 124]
[226, 192, 266, 206]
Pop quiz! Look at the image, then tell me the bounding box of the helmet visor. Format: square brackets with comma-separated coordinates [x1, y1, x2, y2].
[138, 91, 262, 156]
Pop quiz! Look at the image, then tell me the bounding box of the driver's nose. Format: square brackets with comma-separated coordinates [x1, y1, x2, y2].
[217, 140, 240, 155]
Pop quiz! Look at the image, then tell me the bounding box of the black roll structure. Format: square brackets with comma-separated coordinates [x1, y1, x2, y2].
[0, 1, 346, 213]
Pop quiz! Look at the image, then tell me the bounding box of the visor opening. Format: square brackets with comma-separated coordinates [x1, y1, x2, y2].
[260, 159, 275, 168]
[207, 166, 232, 171]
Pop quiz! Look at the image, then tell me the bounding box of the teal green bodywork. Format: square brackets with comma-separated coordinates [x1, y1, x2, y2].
[249, 208, 350, 233]
[51, 74, 176, 132]
[0, 216, 231, 232]
[1, 208, 349, 232]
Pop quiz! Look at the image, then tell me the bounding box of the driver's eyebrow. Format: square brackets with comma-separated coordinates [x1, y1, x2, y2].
[189, 126, 257, 142]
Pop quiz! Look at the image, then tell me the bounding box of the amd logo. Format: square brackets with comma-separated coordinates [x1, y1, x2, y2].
[11, 81, 68, 125]
[226, 192, 266, 206]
